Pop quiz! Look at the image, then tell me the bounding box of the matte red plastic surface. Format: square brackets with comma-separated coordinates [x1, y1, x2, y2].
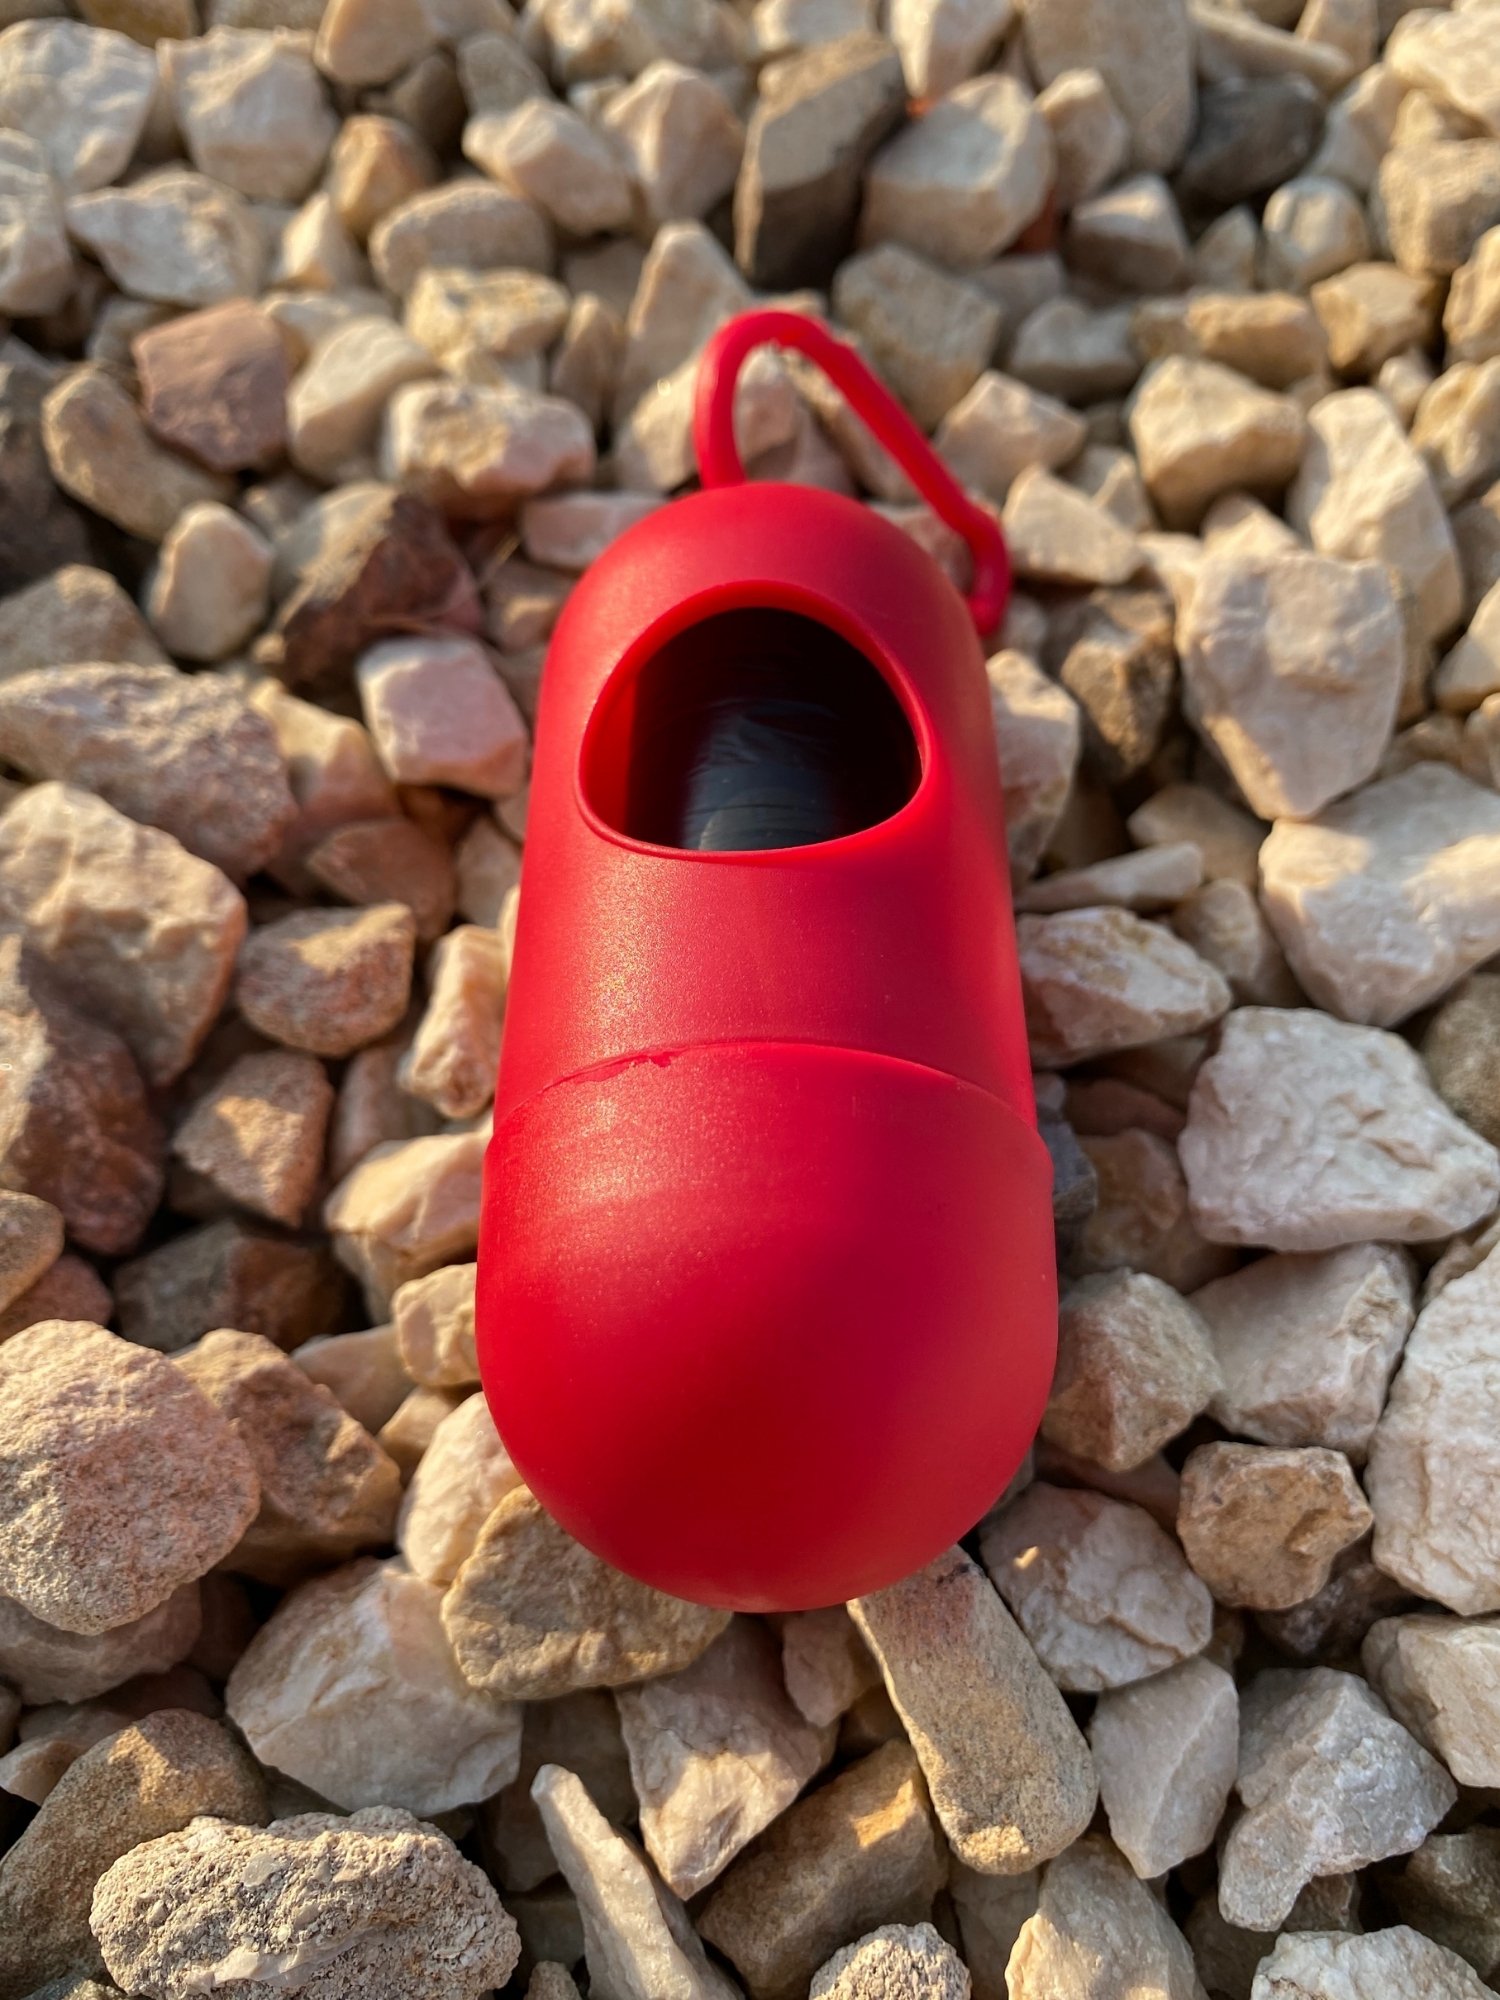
[476, 339, 1056, 1611]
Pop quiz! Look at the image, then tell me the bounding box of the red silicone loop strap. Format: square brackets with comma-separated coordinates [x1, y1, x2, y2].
[693, 308, 1011, 640]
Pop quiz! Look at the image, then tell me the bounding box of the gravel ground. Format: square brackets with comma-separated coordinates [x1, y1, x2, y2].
[2, 0, 1500, 1994]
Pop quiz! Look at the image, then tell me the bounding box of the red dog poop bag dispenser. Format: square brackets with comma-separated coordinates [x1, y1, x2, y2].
[476, 311, 1057, 1612]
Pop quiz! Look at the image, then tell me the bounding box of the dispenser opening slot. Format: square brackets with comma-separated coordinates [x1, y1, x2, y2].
[582, 606, 921, 854]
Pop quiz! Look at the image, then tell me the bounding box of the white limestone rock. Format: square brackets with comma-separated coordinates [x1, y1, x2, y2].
[1362, 1612, 1500, 1788]
[0, 130, 73, 316]
[146, 502, 272, 664]
[1250, 1927, 1490, 1999]
[1288, 387, 1462, 644]
[531, 1763, 740, 2000]
[1006, 1836, 1203, 2000]
[1179, 1007, 1500, 1252]
[1260, 764, 1500, 1026]
[1219, 1666, 1456, 1931]
[226, 1555, 523, 1815]
[615, 1615, 835, 1899]
[1366, 1241, 1500, 1615]
[0, 19, 155, 194]
[1193, 1243, 1415, 1461]
[382, 377, 596, 517]
[1179, 549, 1403, 820]
[1088, 1655, 1239, 1880]
[986, 651, 1081, 887]
[64, 168, 265, 309]
[811, 1923, 971, 2000]
[398, 1391, 521, 1583]
[861, 74, 1053, 269]
[979, 1483, 1213, 1693]
[160, 27, 338, 202]
[1018, 908, 1231, 1067]
[1128, 357, 1306, 530]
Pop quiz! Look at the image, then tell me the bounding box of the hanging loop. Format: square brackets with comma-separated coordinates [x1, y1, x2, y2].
[693, 308, 1011, 640]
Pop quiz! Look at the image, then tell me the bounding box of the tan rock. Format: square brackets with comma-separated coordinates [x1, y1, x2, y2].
[1127, 782, 1262, 888]
[1288, 387, 1461, 643]
[985, 651, 1081, 886]
[176, 1328, 400, 1585]
[0, 1581, 199, 1707]
[1311, 260, 1439, 374]
[1043, 1270, 1221, 1473]
[0, 783, 245, 1090]
[1021, 0, 1195, 173]
[550, 291, 624, 430]
[147, 502, 272, 663]
[249, 678, 401, 887]
[0, 663, 294, 882]
[227, 1556, 521, 1814]
[456, 814, 523, 927]
[1071, 1126, 1236, 1296]
[520, 490, 663, 571]
[91, 1806, 519, 2000]
[295, 1323, 411, 1436]
[811, 1924, 970, 2000]
[288, 317, 437, 485]
[1046, 585, 1176, 781]
[441, 1486, 728, 1699]
[41, 364, 233, 543]
[1170, 879, 1300, 1009]
[949, 1866, 1039, 2000]
[1363, 1613, 1500, 1787]
[0, 130, 72, 316]
[1434, 580, 1500, 713]
[1006, 1836, 1203, 2000]
[0, 19, 156, 193]
[1366, 1240, 1500, 1615]
[1261, 764, 1500, 1026]
[63, 168, 265, 308]
[1127, 357, 1306, 529]
[1009, 296, 1140, 403]
[274, 190, 371, 292]
[1249, 1927, 1489, 1999]
[937, 372, 1087, 507]
[734, 34, 905, 291]
[1002, 467, 1142, 588]
[1193, 1244, 1414, 1461]
[370, 179, 553, 299]
[172, 1051, 331, 1229]
[1068, 172, 1190, 294]
[160, 26, 337, 201]
[531, 1764, 739, 2000]
[697, 1740, 945, 2000]
[405, 264, 570, 383]
[850, 1545, 1096, 1877]
[1380, 137, 1500, 277]
[617, 1616, 834, 1898]
[1038, 66, 1129, 208]
[382, 377, 595, 517]
[980, 1483, 1213, 1691]
[1387, 1829, 1500, 1986]
[0, 1711, 266, 1999]
[1089, 1655, 1238, 1879]
[1220, 1666, 1456, 1930]
[392, 1261, 478, 1390]
[1018, 908, 1231, 1067]
[0, 1190, 61, 1315]
[779, 1607, 879, 1728]
[358, 635, 528, 798]
[0, 1321, 259, 1636]
[1445, 223, 1500, 365]
[1179, 1006, 1500, 1251]
[831, 244, 1002, 430]
[602, 59, 743, 230]
[465, 98, 633, 238]
[114, 1215, 345, 1355]
[398, 1390, 520, 1582]
[0, 564, 162, 684]
[1177, 1442, 1372, 1611]
[330, 114, 437, 241]
[1017, 843, 1203, 915]
[377, 1382, 464, 1475]
[1180, 549, 1403, 820]
[324, 1126, 485, 1309]
[236, 903, 416, 1060]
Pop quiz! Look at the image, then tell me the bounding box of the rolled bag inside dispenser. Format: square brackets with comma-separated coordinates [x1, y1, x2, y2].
[476, 312, 1057, 1612]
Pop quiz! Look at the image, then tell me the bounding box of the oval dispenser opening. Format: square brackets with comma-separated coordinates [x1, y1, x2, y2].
[585, 607, 921, 853]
